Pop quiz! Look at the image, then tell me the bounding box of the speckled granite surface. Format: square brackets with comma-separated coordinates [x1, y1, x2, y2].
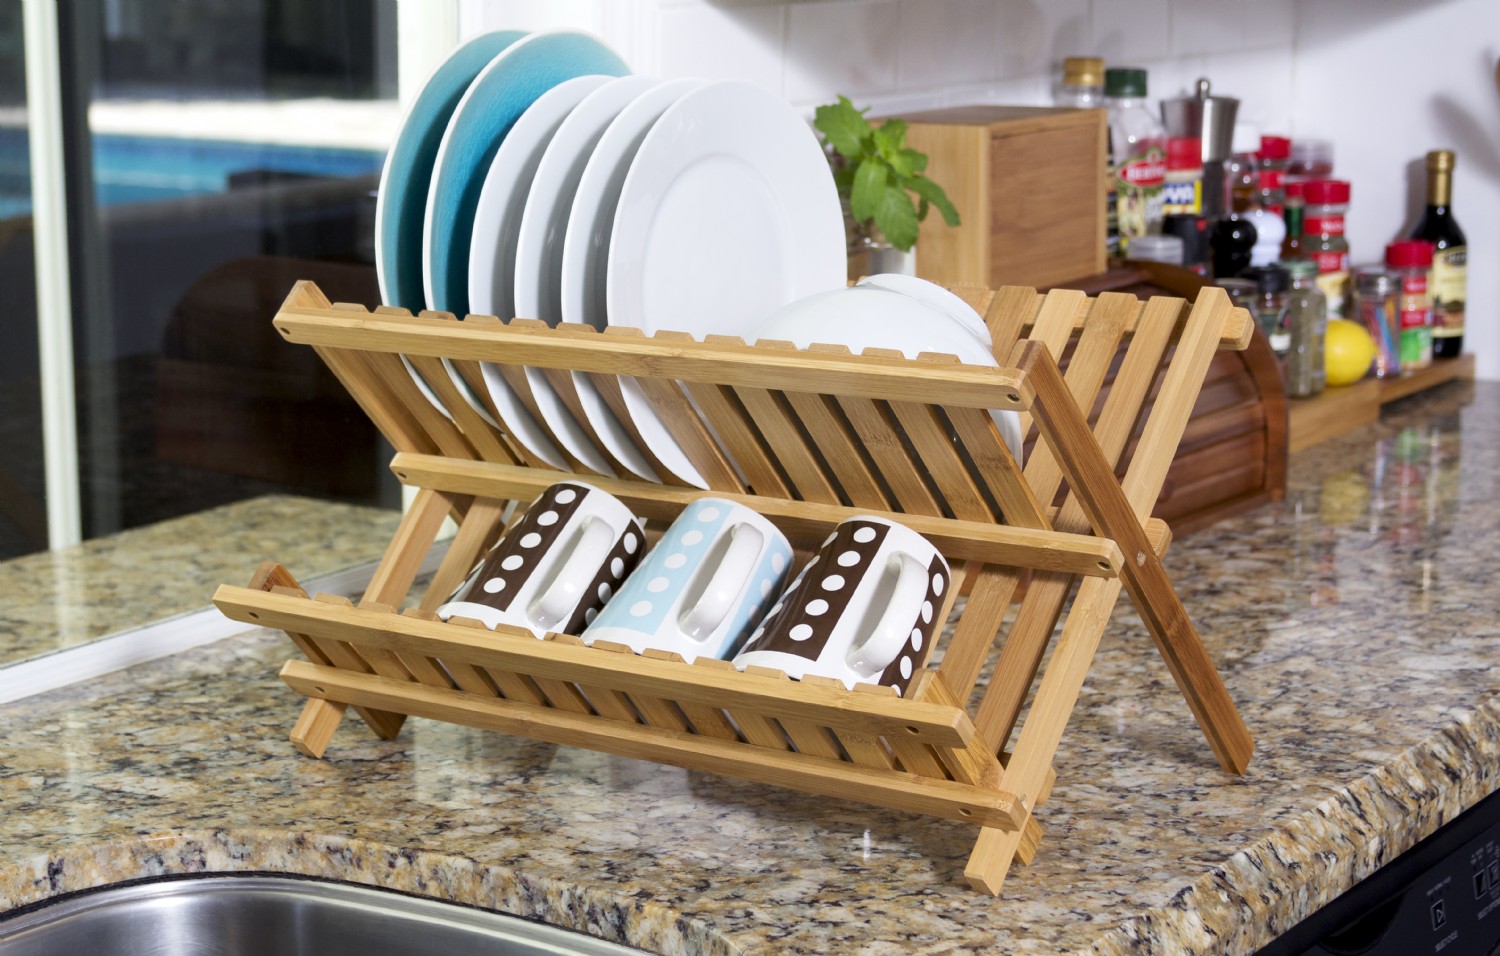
[0, 495, 400, 667]
[0, 380, 1495, 954]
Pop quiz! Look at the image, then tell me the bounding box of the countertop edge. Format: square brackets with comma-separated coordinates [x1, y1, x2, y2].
[1085, 690, 1500, 954]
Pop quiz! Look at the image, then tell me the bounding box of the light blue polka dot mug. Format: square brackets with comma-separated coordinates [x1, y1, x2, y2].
[581, 498, 792, 662]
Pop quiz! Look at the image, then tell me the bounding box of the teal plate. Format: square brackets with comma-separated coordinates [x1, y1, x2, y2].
[375, 30, 527, 313]
[422, 32, 629, 319]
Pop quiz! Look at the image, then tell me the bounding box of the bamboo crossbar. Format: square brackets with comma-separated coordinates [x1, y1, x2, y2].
[217, 280, 1256, 898]
[385, 453, 1125, 577]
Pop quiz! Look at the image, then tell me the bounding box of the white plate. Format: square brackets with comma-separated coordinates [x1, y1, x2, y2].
[560, 78, 705, 332]
[753, 286, 1025, 464]
[422, 30, 627, 318]
[376, 30, 524, 315]
[513, 74, 658, 477]
[557, 78, 705, 482]
[374, 30, 527, 421]
[463, 74, 612, 464]
[469, 74, 612, 323]
[854, 274, 992, 346]
[606, 80, 845, 487]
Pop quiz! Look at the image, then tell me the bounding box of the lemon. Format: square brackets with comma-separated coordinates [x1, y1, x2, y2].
[1325, 318, 1376, 387]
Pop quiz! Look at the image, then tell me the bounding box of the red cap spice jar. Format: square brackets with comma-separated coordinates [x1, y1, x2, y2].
[1385, 239, 1435, 371]
[1257, 135, 1291, 214]
[1303, 179, 1351, 316]
[1163, 136, 1203, 216]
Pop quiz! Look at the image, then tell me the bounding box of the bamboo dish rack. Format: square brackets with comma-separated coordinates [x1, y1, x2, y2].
[213, 280, 1256, 896]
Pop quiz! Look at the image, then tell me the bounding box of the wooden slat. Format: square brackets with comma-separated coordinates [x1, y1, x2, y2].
[642, 650, 740, 740]
[966, 575, 1122, 894]
[538, 365, 628, 477]
[283, 660, 1024, 829]
[363, 349, 478, 461]
[586, 365, 687, 486]
[590, 640, 690, 732]
[445, 617, 546, 704]
[406, 352, 517, 465]
[974, 293, 1182, 751]
[275, 305, 1034, 412]
[552, 635, 641, 724]
[1020, 291, 1137, 508]
[983, 286, 1042, 361]
[215, 586, 978, 748]
[734, 374, 842, 503]
[835, 396, 944, 515]
[694, 658, 792, 750]
[387, 454, 1126, 577]
[419, 497, 509, 613]
[889, 393, 995, 520]
[1017, 331, 1253, 775]
[680, 374, 792, 499]
[805, 676, 891, 769]
[634, 372, 745, 491]
[1013, 288, 1089, 441]
[945, 406, 1047, 529]
[791, 344, 893, 508]
[365, 486, 455, 609]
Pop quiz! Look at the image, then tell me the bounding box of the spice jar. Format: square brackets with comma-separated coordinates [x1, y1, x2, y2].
[1125, 234, 1185, 266]
[1280, 180, 1306, 260]
[1241, 264, 1291, 355]
[1281, 259, 1327, 398]
[1385, 239, 1434, 372]
[1303, 179, 1351, 317]
[1162, 137, 1203, 216]
[1212, 277, 1257, 312]
[1286, 138, 1334, 187]
[1257, 135, 1290, 214]
[1352, 267, 1400, 378]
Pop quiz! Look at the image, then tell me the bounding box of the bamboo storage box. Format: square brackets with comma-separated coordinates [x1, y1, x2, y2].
[901, 105, 1107, 290]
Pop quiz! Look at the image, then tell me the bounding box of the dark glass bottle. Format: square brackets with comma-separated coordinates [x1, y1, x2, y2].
[1409, 150, 1467, 359]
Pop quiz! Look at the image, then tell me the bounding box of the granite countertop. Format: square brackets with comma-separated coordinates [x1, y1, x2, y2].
[0, 379, 1494, 954]
[0, 495, 401, 667]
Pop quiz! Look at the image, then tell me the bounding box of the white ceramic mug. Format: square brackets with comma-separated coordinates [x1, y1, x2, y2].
[581, 497, 792, 662]
[438, 481, 644, 638]
[733, 515, 950, 696]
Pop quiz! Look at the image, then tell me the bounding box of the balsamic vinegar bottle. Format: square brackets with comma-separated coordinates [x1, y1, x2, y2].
[1410, 150, 1468, 358]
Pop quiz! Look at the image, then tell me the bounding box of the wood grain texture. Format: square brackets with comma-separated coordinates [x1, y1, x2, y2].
[282, 660, 1024, 830]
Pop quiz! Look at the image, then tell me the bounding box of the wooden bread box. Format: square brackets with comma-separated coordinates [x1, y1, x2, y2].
[901, 105, 1108, 291]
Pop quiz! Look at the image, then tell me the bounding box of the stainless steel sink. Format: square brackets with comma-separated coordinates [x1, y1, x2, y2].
[0, 875, 645, 955]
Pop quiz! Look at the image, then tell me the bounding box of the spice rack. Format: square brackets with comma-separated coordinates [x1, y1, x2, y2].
[213, 281, 1256, 895]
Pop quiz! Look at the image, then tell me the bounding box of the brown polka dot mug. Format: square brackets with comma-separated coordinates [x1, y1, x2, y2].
[732, 516, 949, 696]
[437, 481, 645, 638]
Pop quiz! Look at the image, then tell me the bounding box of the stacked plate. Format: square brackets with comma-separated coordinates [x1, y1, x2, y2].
[374, 30, 847, 488]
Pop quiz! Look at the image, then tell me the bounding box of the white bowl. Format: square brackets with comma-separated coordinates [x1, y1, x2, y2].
[854, 274, 991, 346]
[751, 286, 1023, 463]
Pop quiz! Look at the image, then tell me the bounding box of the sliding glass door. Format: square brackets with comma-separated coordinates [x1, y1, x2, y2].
[0, 4, 49, 559]
[4, 0, 406, 562]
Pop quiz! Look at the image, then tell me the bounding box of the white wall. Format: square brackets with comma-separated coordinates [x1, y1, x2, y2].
[458, 0, 1499, 379]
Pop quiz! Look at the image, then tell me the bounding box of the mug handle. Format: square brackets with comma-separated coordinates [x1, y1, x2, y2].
[678, 522, 765, 640]
[531, 516, 615, 631]
[847, 552, 928, 678]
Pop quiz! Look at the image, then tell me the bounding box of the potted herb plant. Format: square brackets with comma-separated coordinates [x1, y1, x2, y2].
[813, 95, 960, 278]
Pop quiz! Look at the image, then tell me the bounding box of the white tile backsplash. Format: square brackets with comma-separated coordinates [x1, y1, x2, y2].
[785, 0, 901, 102]
[1091, 0, 1173, 65]
[893, 0, 1000, 89]
[657, 3, 786, 93]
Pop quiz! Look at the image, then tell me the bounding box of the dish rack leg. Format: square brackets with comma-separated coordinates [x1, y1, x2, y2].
[246, 562, 405, 753]
[291, 699, 347, 758]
